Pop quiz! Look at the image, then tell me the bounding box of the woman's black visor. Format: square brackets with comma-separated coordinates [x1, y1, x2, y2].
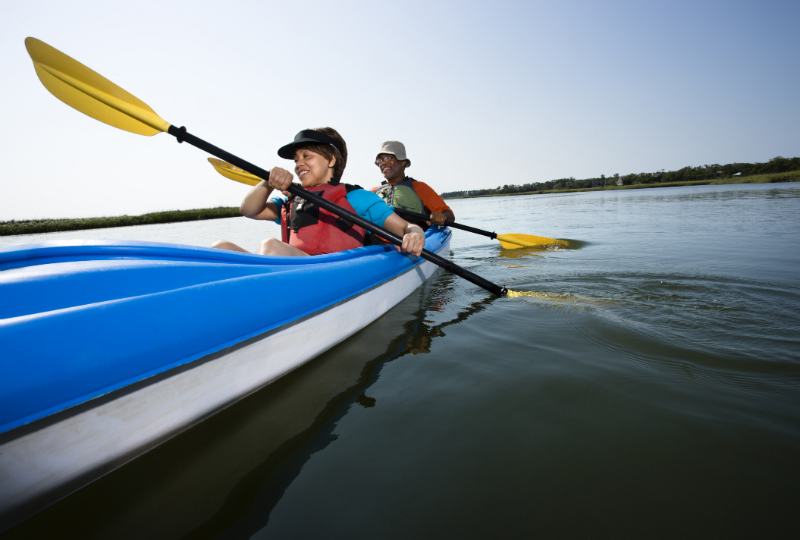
[277, 130, 343, 159]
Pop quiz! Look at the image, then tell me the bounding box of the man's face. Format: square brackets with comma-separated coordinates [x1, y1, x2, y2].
[375, 153, 406, 183]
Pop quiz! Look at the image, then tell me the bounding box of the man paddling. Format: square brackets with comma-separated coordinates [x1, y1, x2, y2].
[373, 141, 455, 228]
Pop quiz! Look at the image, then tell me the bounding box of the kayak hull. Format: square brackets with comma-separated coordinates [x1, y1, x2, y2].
[0, 227, 451, 532]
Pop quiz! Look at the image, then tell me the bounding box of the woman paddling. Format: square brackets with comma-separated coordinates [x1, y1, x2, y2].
[213, 128, 426, 257]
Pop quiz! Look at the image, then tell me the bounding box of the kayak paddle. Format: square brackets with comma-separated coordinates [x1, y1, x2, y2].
[24, 37, 507, 297]
[391, 208, 569, 249]
[208, 158, 261, 186]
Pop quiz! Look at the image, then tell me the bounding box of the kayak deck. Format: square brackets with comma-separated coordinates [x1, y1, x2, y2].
[0, 228, 450, 433]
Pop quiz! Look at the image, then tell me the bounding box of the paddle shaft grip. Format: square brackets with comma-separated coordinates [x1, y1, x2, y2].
[393, 208, 498, 240]
[168, 126, 507, 297]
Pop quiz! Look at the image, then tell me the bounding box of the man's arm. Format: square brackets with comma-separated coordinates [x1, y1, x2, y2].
[430, 209, 455, 225]
[413, 181, 455, 225]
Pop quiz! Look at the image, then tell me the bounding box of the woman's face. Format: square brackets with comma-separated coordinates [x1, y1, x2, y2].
[293, 148, 334, 187]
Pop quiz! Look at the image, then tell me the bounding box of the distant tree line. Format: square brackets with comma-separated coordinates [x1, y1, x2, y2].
[0, 207, 240, 236]
[441, 156, 800, 198]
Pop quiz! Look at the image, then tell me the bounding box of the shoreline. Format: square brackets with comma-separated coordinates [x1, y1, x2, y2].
[2, 174, 798, 236]
[442, 171, 800, 199]
[0, 207, 240, 237]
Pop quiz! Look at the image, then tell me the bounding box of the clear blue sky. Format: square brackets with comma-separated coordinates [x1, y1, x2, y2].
[1, 0, 798, 220]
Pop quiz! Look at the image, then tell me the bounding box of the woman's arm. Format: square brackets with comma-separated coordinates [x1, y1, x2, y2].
[382, 213, 426, 257]
[346, 188, 425, 256]
[239, 167, 293, 221]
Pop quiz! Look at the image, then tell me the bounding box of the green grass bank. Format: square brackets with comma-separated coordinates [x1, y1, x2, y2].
[443, 170, 800, 199]
[0, 207, 240, 237]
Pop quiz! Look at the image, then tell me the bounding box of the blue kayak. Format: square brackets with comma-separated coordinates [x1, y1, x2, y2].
[0, 226, 451, 531]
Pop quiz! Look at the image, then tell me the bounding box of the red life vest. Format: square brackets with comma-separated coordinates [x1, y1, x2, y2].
[280, 183, 366, 255]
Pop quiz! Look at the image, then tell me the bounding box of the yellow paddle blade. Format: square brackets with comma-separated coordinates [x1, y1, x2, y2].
[506, 290, 563, 298]
[208, 158, 263, 186]
[24, 37, 170, 136]
[497, 233, 569, 249]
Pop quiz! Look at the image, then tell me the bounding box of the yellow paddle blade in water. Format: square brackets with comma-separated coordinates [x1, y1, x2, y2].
[505, 290, 567, 298]
[497, 233, 569, 249]
[506, 290, 549, 298]
[208, 158, 262, 186]
[24, 37, 170, 136]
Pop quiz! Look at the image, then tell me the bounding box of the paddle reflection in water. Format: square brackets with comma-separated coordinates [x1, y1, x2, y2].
[3, 274, 493, 540]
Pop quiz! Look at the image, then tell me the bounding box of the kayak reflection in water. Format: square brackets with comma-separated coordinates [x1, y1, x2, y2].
[212, 127, 425, 257]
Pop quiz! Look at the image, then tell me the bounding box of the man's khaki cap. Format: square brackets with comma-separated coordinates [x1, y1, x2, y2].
[377, 141, 410, 166]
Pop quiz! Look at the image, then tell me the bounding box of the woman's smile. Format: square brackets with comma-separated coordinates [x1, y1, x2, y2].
[294, 149, 334, 187]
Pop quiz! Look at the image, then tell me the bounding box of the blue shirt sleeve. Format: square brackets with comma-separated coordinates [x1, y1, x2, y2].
[345, 189, 394, 228]
[269, 195, 287, 225]
[271, 190, 393, 228]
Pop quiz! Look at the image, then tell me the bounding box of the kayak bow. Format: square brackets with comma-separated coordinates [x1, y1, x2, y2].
[0, 229, 450, 531]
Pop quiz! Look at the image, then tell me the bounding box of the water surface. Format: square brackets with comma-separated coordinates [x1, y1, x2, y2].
[3, 183, 799, 539]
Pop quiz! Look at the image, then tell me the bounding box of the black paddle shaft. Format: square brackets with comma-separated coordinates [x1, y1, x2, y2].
[167, 126, 507, 297]
[393, 208, 498, 240]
